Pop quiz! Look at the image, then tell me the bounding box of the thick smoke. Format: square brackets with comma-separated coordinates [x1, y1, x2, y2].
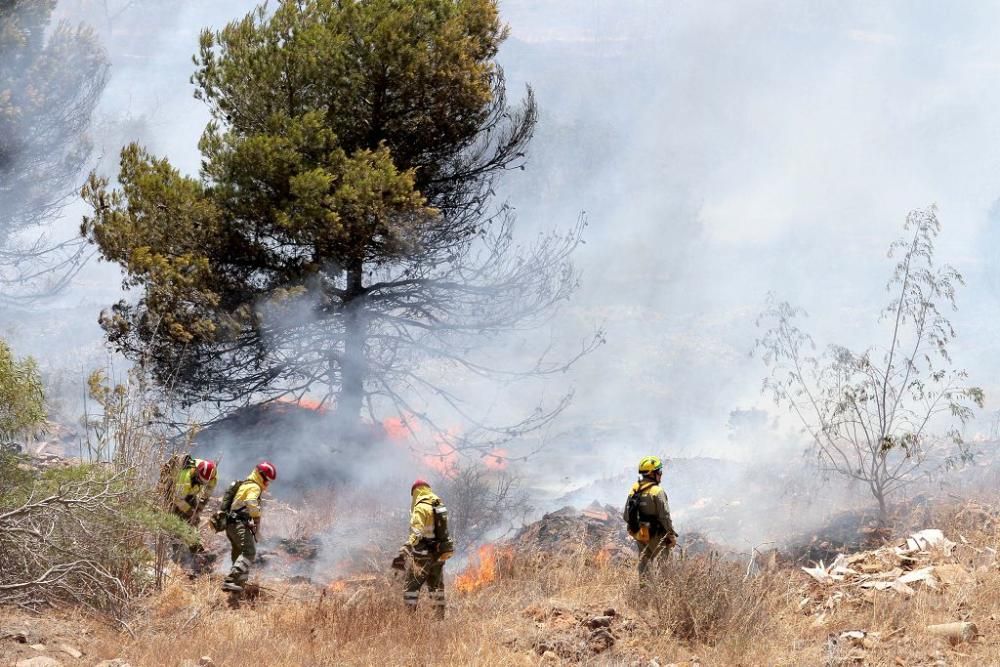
[9, 0, 1000, 557]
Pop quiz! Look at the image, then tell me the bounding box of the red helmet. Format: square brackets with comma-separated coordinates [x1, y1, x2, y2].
[256, 461, 277, 482]
[411, 478, 430, 493]
[195, 459, 217, 482]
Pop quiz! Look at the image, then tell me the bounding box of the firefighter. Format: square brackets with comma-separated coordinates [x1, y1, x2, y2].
[172, 456, 218, 524]
[222, 461, 277, 593]
[170, 456, 217, 558]
[394, 479, 454, 619]
[623, 456, 677, 584]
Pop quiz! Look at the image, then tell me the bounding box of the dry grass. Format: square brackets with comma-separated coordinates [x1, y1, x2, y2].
[7, 502, 1000, 666]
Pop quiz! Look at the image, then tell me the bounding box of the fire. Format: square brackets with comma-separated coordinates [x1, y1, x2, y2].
[277, 395, 329, 413]
[454, 543, 513, 593]
[328, 579, 347, 592]
[422, 438, 459, 478]
[483, 448, 508, 471]
[595, 546, 613, 569]
[389, 412, 519, 479]
[382, 416, 410, 441]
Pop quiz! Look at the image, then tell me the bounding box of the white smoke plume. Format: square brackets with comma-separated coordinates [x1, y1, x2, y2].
[6, 0, 1000, 557]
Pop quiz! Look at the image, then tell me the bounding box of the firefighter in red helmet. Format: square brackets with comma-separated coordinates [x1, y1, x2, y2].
[394, 479, 454, 618]
[222, 461, 277, 593]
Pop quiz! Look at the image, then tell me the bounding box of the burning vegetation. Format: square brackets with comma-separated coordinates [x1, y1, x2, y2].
[454, 544, 514, 593]
[4, 0, 1000, 666]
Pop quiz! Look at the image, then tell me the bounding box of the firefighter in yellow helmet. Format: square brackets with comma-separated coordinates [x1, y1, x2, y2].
[393, 479, 454, 619]
[623, 456, 677, 584]
[222, 461, 276, 593]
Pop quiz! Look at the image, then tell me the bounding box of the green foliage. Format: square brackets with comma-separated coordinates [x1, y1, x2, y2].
[0, 338, 45, 440]
[1, 0, 108, 238]
[192, 0, 504, 183]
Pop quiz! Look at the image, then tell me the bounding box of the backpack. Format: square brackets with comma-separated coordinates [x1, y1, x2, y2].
[210, 480, 243, 532]
[429, 498, 455, 560]
[625, 481, 654, 536]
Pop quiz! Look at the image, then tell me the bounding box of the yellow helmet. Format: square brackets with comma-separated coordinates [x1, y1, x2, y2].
[638, 456, 663, 474]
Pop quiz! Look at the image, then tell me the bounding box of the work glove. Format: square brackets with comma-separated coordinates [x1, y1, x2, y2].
[392, 545, 411, 571]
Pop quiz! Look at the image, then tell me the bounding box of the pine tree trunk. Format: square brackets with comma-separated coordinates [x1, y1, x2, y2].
[338, 260, 367, 434]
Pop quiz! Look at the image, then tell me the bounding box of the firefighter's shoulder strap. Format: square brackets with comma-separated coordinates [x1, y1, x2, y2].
[625, 481, 655, 535]
[630, 481, 655, 500]
[427, 498, 454, 560]
[220, 479, 243, 514]
[210, 480, 246, 533]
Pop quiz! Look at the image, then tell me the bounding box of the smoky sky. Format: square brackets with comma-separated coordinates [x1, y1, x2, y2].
[18, 0, 1000, 472]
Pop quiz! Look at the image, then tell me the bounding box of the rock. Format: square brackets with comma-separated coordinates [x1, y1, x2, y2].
[198, 658, 215, 667]
[16, 658, 64, 667]
[588, 627, 615, 653]
[926, 621, 978, 645]
[933, 564, 975, 586]
[535, 637, 584, 660]
[29, 644, 47, 651]
[602, 608, 617, 617]
[586, 615, 613, 629]
[0, 626, 36, 644]
[94, 661, 133, 667]
[58, 644, 83, 659]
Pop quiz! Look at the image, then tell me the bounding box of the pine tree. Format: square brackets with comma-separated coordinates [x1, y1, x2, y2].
[83, 0, 590, 446]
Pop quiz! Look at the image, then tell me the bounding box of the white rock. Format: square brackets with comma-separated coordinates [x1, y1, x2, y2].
[58, 644, 83, 659]
[16, 657, 64, 667]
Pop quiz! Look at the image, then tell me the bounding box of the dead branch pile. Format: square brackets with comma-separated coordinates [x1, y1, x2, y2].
[0, 463, 153, 621]
[799, 529, 980, 623]
[510, 502, 728, 564]
[511, 503, 632, 561]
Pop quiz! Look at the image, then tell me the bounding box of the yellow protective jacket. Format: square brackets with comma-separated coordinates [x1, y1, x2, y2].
[406, 486, 441, 549]
[623, 479, 676, 538]
[172, 459, 218, 514]
[231, 470, 266, 520]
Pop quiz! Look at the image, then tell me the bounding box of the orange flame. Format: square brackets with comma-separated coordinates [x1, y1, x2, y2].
[277, 395, 329, 413]
[422, 438, 459, 478]
[455, 544, 513, 593]
[484, 448, 508, 471]
[328, 579, 347, 592]
[595, 546, 613, 569]
[383, 416, 410, 441]
[389, 412, 515, 479]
